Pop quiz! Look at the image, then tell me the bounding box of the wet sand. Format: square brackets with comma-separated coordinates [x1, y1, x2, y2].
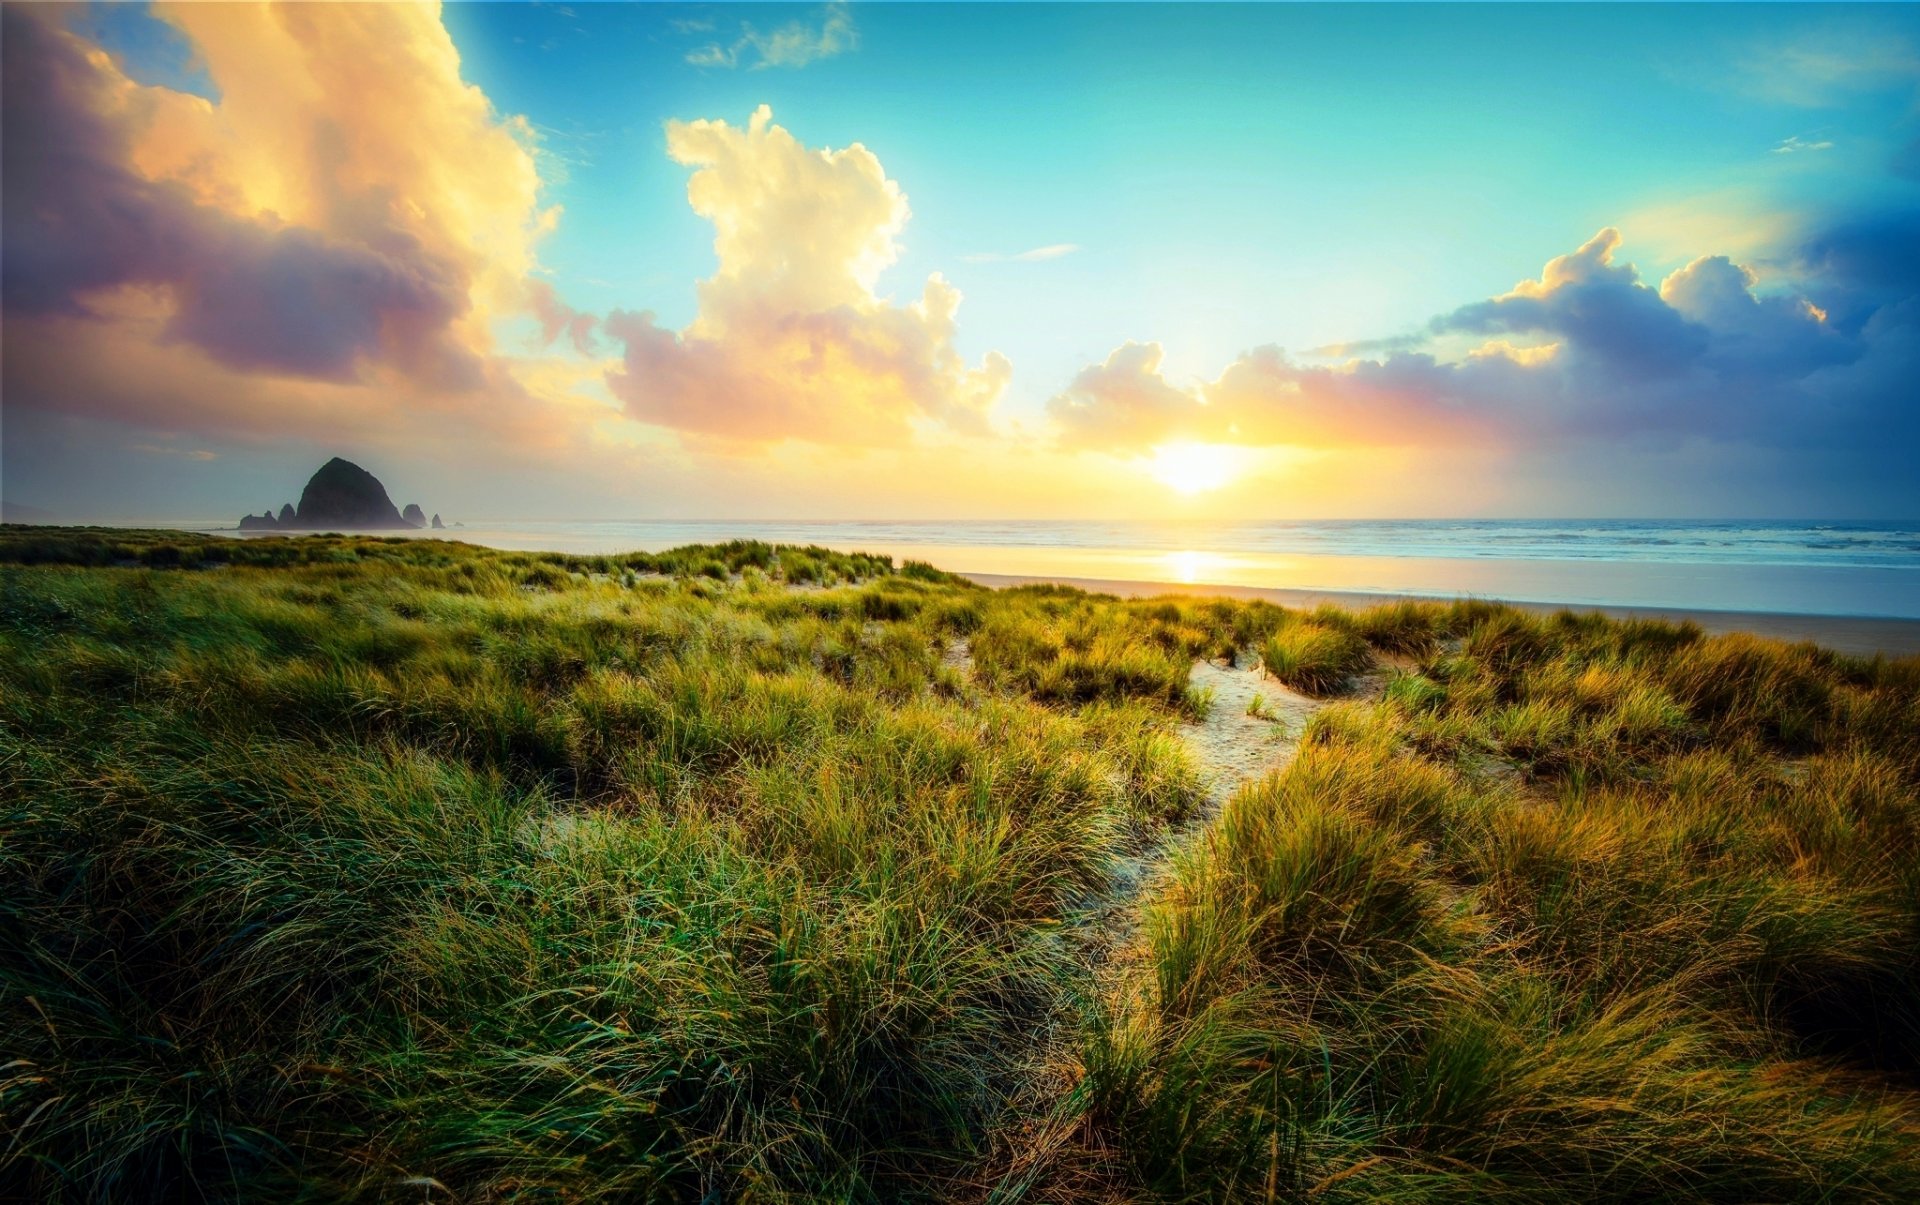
[962, 572, 1920, 658]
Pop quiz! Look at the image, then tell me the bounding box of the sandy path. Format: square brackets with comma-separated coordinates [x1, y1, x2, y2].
[1183, 655, 1324, 809]
[1182, 650, 1408, 799]
[940, 637, 975, 677]
[938, 640, 1375, 919]
[1078, 653, 1361, 962]
[984, 653, 1366, 1194]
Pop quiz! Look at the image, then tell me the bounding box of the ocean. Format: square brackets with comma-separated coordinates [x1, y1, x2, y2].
[180, 517, 1920, 620]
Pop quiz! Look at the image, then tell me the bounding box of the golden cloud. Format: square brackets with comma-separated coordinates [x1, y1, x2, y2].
[605, 106, 1010, 446]
[2, 3, 593, 470]
[1048, 341, 1494, 454]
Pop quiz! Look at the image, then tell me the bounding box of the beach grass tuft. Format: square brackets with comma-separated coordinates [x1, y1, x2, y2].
[1260, 621, 1373, 694]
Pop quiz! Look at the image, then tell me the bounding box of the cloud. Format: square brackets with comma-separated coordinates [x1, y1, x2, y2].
[1047, 343, 1197, 450]
[1791, 210, 1920, 322]
[0, 5, 488, 386]
[527, 279, 600, 355]
[1048, 342, 1499, 454]
[1301, 333, 1428, 359]
[0, 4, 600, 473]
[1724, 26, 1920, 184]
[129, 444, 218, 462]
[604, 106, 1009, 446]
[685, 4, 855, 70]
[1731, 28, 1920, 107]
[1772, 134, 1835, 154]
[961, 243, 1081, 264]
[1659, 255, 1840, 361]
[1435, 228, 1708, 380]
[1051, 224, 1910, 487]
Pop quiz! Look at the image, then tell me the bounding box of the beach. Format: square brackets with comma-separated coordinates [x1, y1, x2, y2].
[961, 573, 1920, 657]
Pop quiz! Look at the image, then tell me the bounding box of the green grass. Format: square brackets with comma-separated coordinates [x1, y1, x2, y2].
[3, 528, 1918, 1201]
[1066, 602, 1920, 1203]
[1260, 620, 1373, 695]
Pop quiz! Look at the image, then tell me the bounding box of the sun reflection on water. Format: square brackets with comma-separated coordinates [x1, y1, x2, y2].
[1167, 549, 1214, 583]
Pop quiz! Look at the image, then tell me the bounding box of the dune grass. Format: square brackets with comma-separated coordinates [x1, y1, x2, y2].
[1068, 600, 1920, 1202]
[1259, 619, 1372, 695]
[3, 532, 1918, 1201]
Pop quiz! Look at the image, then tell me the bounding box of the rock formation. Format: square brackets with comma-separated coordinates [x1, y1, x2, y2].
[239, 458, 430, 531]
[291, 458, 415, 529]
[431, 513, 445, 530]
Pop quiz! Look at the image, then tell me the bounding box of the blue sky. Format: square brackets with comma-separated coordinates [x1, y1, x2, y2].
[438, 2, 1920, 404]
[4, 2, 1918, 520]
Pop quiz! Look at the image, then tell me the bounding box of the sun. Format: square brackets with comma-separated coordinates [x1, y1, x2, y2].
[1148, 442, 1243, 495]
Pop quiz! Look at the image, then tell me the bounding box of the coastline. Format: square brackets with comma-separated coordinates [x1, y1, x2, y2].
[18, 523, 1920, 655]
[962, 571, 1920, 657]
[187, 519, 1920, 622]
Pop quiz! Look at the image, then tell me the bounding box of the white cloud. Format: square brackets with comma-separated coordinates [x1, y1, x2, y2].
[605, 106, 1009, 446]
[684, 4, 855, 70]
[1772, 134, 1835, 154]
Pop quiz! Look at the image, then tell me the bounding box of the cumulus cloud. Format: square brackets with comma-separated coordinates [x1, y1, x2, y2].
[604, 106, 1010, 445]
[0, 3, 590, 464]
[685, 4, 855, 70]
[1052, 224, 1906, 474]
[1048, 344, 1198, 450]
[1, 5, 487, 385]
[1435, 228, 1708, 380]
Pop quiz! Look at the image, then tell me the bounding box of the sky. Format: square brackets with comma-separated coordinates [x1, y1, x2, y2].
[3, 1, 1918, 522]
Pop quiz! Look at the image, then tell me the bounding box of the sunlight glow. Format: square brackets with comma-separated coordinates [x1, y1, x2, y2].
[1165, 549, 1220, 583]
[1148, 442, 1243, 495]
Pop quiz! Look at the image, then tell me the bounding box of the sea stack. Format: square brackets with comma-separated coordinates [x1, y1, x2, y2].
[237, 458, 431, 531]
[289, 458, 414, 529]
[431, 514, 445, 530]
